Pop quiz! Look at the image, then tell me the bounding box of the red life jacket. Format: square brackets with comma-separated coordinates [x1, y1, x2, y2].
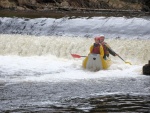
[91, 43, 100, 54]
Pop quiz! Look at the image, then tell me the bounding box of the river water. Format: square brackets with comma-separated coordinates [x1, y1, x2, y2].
[0, 16, 150, 112]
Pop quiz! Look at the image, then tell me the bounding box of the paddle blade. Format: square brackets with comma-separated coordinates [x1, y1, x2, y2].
[125, 61, 132, 65]
[71, 54, 81, 58]
[117, 55, 132, 65]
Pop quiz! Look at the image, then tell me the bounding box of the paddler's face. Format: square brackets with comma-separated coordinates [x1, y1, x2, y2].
[95, 39, 100, 44]
[100, 37, 104, 42]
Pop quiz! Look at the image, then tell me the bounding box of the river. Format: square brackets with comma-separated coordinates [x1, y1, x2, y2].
[0, 16, 150, 112]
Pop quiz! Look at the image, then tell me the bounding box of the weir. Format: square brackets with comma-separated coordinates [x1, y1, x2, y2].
[0, 17, 150, 39]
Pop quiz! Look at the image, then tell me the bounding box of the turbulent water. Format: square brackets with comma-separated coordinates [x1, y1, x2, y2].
[0, 16, 150, 112]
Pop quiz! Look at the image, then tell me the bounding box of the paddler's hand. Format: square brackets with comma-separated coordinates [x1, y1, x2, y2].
[115, 54, 119, 56]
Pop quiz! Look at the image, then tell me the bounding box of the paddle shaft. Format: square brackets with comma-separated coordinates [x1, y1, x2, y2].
[117, 55, 126, 62]
[106, 45, 125, 62]
[80, 56, 87, 57]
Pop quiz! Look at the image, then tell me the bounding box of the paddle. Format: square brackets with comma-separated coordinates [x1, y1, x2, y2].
[71, 54, 86, 58]
[105, 44, 132, 65]
[71, 53, 132, 65]
[117, 55, 132, 65]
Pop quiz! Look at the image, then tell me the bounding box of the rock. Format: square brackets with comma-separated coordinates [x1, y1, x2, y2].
[18, 0, 36, 6]
[0, 0, 11, 8]
[16, 6, 25, 11]
[61, 1, 69, 8]
[143, 60, 150, 75]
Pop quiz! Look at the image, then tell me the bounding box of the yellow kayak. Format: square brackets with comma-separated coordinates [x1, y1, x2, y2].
[82, 54, 111, 71]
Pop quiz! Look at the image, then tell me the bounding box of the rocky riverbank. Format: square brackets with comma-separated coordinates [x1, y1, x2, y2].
[0, 0, 150, 18]
[0, 0, 150, 12]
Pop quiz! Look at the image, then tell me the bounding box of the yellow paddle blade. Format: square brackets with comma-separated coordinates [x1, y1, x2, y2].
[125, 61, 132, 65]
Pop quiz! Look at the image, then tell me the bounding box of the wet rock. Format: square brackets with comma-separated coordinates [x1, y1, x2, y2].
[143, 60, 150, 75]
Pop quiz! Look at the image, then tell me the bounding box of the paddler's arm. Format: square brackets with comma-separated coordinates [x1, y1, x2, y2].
[105, 44, 117, 56]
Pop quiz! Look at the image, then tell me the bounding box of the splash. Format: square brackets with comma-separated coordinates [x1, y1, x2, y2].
[0, 34, 149, 64]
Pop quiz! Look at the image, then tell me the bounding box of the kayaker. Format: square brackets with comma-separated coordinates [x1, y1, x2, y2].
[89, 37, 104, 57]
[83, 36, 110, 70]
[99, 35, 118, 59]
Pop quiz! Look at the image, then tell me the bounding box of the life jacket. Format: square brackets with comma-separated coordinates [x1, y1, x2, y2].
[101, 42, 109, 57]
[91, 43, 100, 54]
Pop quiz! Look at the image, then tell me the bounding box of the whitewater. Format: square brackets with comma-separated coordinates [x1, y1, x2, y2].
[0, 16, 150, 112]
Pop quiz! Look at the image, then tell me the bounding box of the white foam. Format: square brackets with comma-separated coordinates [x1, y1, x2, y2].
[0, 55, 147, 83]
[0, 34, 149, 84]
[0, 34, 149, 64]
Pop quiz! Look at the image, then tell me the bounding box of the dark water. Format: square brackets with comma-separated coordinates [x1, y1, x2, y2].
[0, 9, 149, 19]
[0, 81, 150, 113]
